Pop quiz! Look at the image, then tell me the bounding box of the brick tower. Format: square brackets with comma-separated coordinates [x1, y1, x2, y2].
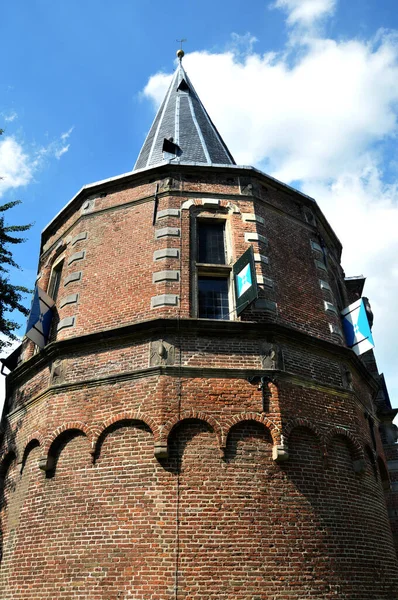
[1, 53, 397, 599]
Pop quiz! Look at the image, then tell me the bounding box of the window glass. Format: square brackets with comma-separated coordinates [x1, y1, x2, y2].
[48, 261, 63, 301]
[198, 277, 229, 320]
[198, 222, 226, 264]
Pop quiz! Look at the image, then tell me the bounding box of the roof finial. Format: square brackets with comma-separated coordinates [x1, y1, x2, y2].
[176, 38, 187, 62]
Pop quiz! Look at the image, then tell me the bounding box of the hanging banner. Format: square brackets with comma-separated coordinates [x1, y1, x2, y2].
[25, 286, 55, 348]
[233, 246, 258, 316]
[341, 298, 375, 356]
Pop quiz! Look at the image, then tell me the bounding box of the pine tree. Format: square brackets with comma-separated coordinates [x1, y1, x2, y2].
[0, 201, 32, 352]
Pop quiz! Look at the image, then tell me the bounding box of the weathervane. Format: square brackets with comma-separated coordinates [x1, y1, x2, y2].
[176, 38, 187, 62]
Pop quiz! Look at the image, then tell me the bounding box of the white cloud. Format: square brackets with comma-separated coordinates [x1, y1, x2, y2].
[60, 126, 74, 141]
[143, 72, 172, 108]
[142, 11, 398, 403]
[0, 127, 74, 197]
[2, 110, 18, 123]
[272, 0, 336, 27]
[55, 144, 70, 160]
[143, 35, 398, 178]
[228, 32, 258, 58]
[306, 163, 398, 380]
[39, 126, 74, 161]
[0, 137, 35, 196]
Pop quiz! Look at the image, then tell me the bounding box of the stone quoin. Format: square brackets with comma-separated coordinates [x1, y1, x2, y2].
[0, 54, 398, 599]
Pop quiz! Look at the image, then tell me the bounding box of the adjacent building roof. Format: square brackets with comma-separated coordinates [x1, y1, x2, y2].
[134, 62, 235, 170]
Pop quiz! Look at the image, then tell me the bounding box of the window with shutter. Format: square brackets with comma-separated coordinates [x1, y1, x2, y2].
[194, 218, 232, 320]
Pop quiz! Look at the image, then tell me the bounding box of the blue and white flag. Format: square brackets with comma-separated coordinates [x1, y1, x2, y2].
[25, 286, 55, 348]
[341, 298, 374, 356]
[233, 246, 258, 316]
[236, 263, 252, 298]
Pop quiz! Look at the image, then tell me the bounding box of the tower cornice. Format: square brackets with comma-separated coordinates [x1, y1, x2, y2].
[5, 317, 379, 395]
[41, 162, 341, 256]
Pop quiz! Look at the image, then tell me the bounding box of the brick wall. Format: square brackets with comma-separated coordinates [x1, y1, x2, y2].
[1, 164, 397, 599]
[33, 167, 345, 343]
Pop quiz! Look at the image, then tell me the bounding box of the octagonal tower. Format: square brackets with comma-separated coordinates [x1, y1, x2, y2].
[0, 57, 397, 600]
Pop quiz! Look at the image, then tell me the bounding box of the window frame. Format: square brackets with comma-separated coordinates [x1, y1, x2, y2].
[191, 211, 235, 320]
[196, 219, 227, 265]
[47, 255, 64, 302]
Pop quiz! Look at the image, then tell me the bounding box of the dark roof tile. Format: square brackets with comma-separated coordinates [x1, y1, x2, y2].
[134, 63, 235, 170]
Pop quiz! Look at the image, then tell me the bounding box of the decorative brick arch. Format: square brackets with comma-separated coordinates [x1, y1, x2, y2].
[93, 411, 160, 457]
[217, 199, 240, 214]
[20, 432, 43, 474]
[224, 413, 280, 446]
[181, 199, 197, 210]
[181, 198, 240, 215]
[324, 427, 364, 462]
[161, 411, 223, 449]
[44, 422, 95, 455]
[22, 430, 44, 452]
[40, 422, 95, 472]
[284, 418, 326, 454]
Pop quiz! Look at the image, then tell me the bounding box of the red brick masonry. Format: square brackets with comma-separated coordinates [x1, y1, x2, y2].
[0, 165, 396, 599]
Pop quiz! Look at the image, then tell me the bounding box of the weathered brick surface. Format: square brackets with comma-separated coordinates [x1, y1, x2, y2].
[1, 165, 397, 598]
[34, 169, 345, 343]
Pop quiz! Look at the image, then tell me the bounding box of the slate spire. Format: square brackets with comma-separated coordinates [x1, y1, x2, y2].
[134, 59, 235, 170]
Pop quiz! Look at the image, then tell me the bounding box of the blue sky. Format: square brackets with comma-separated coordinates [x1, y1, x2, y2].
[1, 0, 398, 407]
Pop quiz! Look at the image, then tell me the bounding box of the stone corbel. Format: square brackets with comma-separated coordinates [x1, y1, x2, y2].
[261, 342, 284, 371]
[272, 445, 289, 462]
[150, 340, 175, 367]
[159, 177, 177, 191]
[272, 436, 289, 462]
[154, 443, 168, 459]
[50, 359, 66, 385]
[38, 456, 55, 472]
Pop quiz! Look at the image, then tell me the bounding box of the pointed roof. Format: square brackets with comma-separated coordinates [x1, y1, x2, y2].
[134, 62, 235, 171]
